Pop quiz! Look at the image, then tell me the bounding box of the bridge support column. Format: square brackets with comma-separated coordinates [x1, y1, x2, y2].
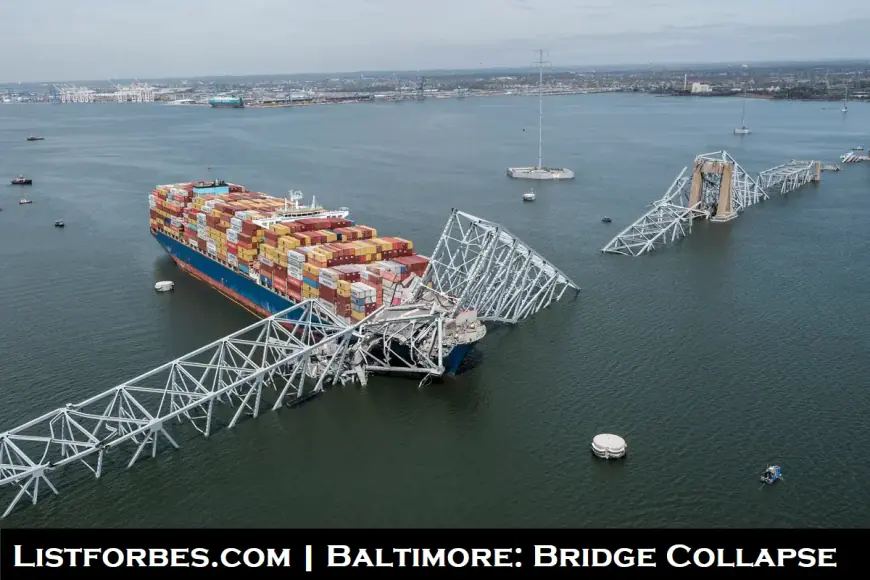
[813, 161, 821, 182]
[711, 161, 737, 222]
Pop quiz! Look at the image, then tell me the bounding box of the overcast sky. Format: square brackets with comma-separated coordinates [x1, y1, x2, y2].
[2, 0, 869, 82]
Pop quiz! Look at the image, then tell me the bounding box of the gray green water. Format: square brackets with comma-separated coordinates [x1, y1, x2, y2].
[1, 94, 869, 528]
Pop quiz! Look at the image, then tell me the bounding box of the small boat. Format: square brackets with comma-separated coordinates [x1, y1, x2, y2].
[601, 216, 612, 223]
[733, 126, 751, 135]
[26, 136, 45, 141]
[522, 190, 536, 202]
[19, 199, 33, 205]
[853, 146, 864, 151]
[54, 220, 65, 228]
[154, 281, 175, 292]
[760, 465, 782, 485]
[11, 175, 32, 185]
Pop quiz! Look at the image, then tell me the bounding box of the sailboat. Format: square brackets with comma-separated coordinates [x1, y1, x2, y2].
[507, 50, 574, 180]
[841, 85, 848, 113]
[733, 85, 751, 135]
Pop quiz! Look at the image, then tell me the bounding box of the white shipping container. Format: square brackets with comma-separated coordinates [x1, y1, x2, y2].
[148, 194, 156, 204]
[231, 217, 243, 229]
[259, 256, 274, 267]
[227, 253, 238, 267]
[149, 200, 157, 210]
[188, 238, 198, 248]
[287, 250, 306, 263]
[234, 211, 248, 219]
[170, 217, 182, 227]
[207, 242, 217, 255]
[227, 229, 238, 243]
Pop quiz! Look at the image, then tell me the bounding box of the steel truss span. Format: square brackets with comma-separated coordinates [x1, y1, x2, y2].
[598, 168, 709, 257]
[0, 300, 357, 519]
[1, 209, 579, 518]
[602, 151, 819, 257]
[421, 209, 580, 324]
[757, 160, 819, 196]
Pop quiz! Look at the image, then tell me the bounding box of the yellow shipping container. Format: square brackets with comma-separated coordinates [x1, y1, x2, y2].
[273, 224, 291, 235]
[351, 311, 365, 321]
[376, 253, 382, 261]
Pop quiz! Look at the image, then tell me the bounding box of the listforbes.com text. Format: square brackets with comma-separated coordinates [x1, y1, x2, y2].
[12, 545, 837, 570]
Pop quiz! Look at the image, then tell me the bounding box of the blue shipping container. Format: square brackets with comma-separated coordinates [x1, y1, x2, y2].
[239, 265, 249, 274]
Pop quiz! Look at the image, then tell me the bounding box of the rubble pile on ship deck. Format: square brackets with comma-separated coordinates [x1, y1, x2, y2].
[148, 182, 430, 324]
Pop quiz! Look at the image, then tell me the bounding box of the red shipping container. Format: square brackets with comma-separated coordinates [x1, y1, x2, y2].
[241, 221, 258, 235]
[273, 269, 287, 283]
[274, 277, 288, 293]
[320, 287, 336, 304]
[264, 230, 280, 244]
[287, 279, 302, 294]
[197, 240, 207, 252]
[261, 264, 274, 277]
[364, 303, 378, 314]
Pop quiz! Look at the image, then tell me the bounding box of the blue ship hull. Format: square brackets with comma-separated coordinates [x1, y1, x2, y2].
[153, 231, 474, 375]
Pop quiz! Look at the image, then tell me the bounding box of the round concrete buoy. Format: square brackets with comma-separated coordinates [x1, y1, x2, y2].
[591, 433, 627, 459]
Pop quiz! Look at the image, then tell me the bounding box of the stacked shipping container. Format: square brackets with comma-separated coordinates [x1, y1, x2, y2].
[150, 182, 430, 325]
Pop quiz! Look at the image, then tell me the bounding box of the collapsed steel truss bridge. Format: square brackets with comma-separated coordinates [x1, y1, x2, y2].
[601, 152, 820, 256]
[0, 209, 578, 518]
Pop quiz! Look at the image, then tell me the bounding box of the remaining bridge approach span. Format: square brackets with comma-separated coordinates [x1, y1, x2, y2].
[601, 152, 821, 256]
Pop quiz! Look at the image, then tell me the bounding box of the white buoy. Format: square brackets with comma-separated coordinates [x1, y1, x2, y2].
[591, 433, 627, 459]
[154, 281, 175, 292]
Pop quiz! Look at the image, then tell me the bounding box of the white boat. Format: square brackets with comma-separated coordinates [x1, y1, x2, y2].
[522, 190, 536, 201]
[507, 49, 574, 180]
[853, 146, 863, 151]
[733, 84, 751, 135]
[154, 281, 175, 292]
[842, 85, 848, 113]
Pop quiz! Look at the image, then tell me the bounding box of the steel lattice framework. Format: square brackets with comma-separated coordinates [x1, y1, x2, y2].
[0, 300, 362, 517]
[757, 160, 819, 196]
[421, 209, 580, 324]
[599, 168, 709, 256]
[1, 209, 579, 518]
[602, 150, 776, 256]
[0, 299, 358, 519]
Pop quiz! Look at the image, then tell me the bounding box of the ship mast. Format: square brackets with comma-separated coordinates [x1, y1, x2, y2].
[536, 49, 544, 170]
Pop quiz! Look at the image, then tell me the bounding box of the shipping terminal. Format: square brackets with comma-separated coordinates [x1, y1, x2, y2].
[150, 180, 485, 374]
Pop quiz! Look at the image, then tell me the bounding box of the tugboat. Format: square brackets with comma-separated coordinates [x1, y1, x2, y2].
[11, 175, 32, 185]
[26, 136, 45, 141]
[601, 216, 612, 223]
[54, 220, 65, 228]
[19, 199, 33, 205]
[522, 189, 536, 202]
[760, 465, 782, 485]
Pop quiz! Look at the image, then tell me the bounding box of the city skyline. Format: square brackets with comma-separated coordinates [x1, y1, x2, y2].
[2, 0, 870, 83]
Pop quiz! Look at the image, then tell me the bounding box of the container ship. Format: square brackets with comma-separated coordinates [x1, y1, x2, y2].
[149, 181, 479, 374]
[208, 96, 244, 108]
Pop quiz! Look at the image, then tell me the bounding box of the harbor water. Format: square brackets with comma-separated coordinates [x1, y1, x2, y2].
[1, 94, 869, 528]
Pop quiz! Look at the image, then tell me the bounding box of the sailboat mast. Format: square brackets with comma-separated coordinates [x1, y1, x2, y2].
[537, 49, 543, 169]
[741, 85, 747, 126]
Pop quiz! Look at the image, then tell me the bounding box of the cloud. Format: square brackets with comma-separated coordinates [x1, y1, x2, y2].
[1, 0, 869, 81]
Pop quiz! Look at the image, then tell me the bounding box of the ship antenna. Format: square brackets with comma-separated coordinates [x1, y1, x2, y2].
[536, 49, 546, 170]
